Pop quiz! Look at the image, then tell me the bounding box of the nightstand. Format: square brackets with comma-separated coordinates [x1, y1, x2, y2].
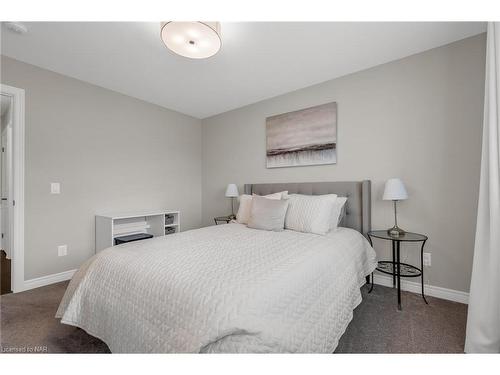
[214, 216, 233, 225]
[367, 230, 428, 310]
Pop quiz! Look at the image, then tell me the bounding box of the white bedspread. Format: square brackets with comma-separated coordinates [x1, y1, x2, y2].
[56, 224, 376, 353]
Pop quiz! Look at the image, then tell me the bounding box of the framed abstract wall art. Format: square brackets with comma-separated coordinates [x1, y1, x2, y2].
[266, 102, 337, 168]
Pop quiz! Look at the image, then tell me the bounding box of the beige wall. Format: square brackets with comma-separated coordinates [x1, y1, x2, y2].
[0, 34, 486, 292]
[1, 56, 202, 280]
[202, 34, 486, 293]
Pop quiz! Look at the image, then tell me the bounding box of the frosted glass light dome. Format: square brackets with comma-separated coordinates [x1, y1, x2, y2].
[160, 22, 221, 59]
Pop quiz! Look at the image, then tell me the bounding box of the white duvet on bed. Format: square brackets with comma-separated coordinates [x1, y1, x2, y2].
[56, 223, 376, 353]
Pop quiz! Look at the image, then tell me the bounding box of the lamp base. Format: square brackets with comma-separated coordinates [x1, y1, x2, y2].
[387, 226, 406, 237]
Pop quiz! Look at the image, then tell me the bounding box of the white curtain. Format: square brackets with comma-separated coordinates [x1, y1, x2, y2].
[465, 22, 500, 353]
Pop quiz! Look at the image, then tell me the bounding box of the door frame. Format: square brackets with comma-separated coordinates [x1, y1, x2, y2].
[1, 84, 25, 293]
[1, 123, 14, 260]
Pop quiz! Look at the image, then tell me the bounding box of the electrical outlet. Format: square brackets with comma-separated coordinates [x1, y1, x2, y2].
[51, 182, 61, 194]
[423, 252, 431, 267]
[58, 245, 67, 257]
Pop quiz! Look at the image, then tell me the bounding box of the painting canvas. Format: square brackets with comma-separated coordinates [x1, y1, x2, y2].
[266, 102, 337, 168]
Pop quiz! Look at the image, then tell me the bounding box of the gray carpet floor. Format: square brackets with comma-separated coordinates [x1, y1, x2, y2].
[0, 281, 467, 353]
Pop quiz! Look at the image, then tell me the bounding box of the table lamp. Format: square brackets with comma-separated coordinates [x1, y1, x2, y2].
[225, 184, 239, 219]
[383, 178, 408, 236]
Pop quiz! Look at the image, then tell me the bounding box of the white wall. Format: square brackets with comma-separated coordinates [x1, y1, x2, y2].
[202, 34, 486, 293]
[1, 56, 202, 280]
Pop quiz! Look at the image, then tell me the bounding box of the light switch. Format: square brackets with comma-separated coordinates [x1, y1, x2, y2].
[50, 182, 60, 194]
[58, 245, 67, 257]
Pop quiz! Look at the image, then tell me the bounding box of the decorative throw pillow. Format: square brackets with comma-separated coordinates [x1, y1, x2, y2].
[284, 194, 337, 235]
[247, 196, 290, 231]
[330, 197, 348, 230]
[252, 191, 288, 199]
[236, 195, 254, 224]
[236, 191, 287, 224]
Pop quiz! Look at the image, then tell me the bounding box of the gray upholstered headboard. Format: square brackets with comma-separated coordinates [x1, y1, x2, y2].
[244, 180, 371, 237]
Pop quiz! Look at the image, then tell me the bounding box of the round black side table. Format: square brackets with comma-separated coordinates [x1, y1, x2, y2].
[367, 230, 428, 310]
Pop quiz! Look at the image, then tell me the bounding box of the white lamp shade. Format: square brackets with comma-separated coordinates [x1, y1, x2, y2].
[383, 178, 408, 200]
[225, 184, 239, 197]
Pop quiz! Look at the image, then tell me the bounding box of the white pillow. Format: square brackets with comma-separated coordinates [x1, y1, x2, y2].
[285, 194, 337, 235]
[252, 192, 287, 199]
[247, 196, 289, 231]
[330, 197, 348, 231]
[236, 191, 287, 224]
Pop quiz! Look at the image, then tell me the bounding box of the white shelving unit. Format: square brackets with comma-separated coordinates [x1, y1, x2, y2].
[95, 209, 180, 253]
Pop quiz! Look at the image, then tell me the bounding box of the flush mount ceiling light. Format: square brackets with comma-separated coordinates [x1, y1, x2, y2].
[160, 22, 221, 59]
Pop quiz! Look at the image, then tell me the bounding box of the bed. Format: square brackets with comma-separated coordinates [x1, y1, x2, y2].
[56, 181, 376, 353]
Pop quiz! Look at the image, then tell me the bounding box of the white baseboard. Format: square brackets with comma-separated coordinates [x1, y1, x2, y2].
[373, 274, 469, 304]
[18, 268, 469, 305]
[22, 269, 76, 292]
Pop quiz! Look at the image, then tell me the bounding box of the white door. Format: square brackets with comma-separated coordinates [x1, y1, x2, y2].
[1, 124, 13, 259]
